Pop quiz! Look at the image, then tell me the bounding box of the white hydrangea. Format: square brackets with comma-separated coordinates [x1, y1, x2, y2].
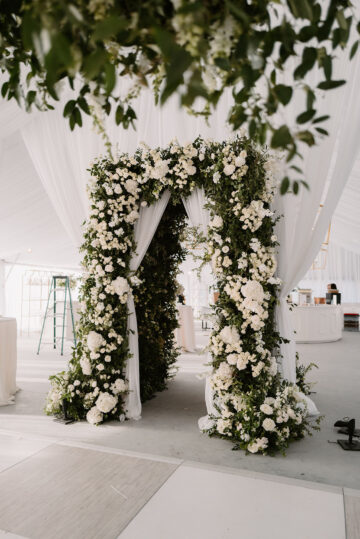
[241, 280, 264, 302]
[112, 276, 129, 302]
[96, 392, 118, 413]
[110, 378, 128, 395]
[87, 331, 105, 353]
[219, 325, 239, 345]
[80, 357, 92, 376]
[86, 406, 103, 425]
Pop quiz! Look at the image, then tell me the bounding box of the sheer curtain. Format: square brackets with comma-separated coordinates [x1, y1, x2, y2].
[275, 48, 360, 385]
[125, 190, 171, 419]
[21, 110, 99, 248]
[181, 188, 217, 426]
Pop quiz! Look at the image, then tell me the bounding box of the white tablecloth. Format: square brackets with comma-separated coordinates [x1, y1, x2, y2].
[175, 305, 196, 352]
[291, 305, 342, 343]
[0, 317, 17, 406]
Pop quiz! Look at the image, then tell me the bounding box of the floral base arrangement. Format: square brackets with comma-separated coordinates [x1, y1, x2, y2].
[47, 135, 318, 454]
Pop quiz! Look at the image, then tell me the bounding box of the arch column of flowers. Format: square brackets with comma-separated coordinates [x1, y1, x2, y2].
[47, 135, 316, 455]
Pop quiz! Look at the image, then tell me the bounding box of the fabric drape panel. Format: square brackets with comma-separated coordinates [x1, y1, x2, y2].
[125, 190, 171, 419]
[21, 109, 100, 248]
[275, 49, 360, 384]
[181, 187, 210, 235]
[181, 188, 216, 426]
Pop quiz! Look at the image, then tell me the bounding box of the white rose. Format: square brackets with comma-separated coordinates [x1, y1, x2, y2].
[210, 215, 223, 228]
[86, 406, 103, 425]
[96, 392, 118, 413]
[260, 404, 273, 415]
[262, 418, 276, 431]
[224, 164, 235, 176]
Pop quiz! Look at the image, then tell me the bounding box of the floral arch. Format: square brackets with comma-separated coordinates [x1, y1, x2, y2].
[47, 135, 313, 455]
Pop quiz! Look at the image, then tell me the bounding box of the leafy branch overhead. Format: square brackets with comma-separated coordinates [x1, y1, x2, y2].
[0, 0, 358, 192]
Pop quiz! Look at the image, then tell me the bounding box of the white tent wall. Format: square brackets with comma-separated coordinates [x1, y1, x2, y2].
[298, 243, 360, 303]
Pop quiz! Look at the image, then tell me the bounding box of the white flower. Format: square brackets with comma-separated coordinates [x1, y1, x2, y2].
[260, 404, 273, 415]
[210, 215, 223, 228]
[96, 363, 105, 371]
[80, 357, 92, 376]
[235, 151, 247, 167]
[87, 331, 105, 353]
[112, 276, 129, 298]
[224, 163, 235, 176]
[124, 179, 138, 195]
[213, 171, 221, 183]
[96, 392, 118, 413]
[86, 406, 103, 425]
[219, 325, 239, 345]
[110, 378, 128, 395]
[241, 280, 264, 302]
[262, 418, 276, 431]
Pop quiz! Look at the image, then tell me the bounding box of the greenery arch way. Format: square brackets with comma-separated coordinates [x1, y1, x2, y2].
[47, 135, 314, 455]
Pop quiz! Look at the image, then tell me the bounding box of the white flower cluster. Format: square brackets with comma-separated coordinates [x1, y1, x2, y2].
[237, 200, 273, 232]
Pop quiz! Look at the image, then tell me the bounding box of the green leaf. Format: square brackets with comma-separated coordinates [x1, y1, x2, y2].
[280, 176, 290, 195]
[297, 130, 315, 146]
[214, 57, 231, 71]
[78, 97, 90, 115]
[274, 84, 293, 105]
[293, 181, 299, 195]
[318, 79, 346, 90]
[350, 41, 359, 60]
[336, 10, 348, 31]
[83, 49, 107, 79]
[290, 165, 303, 174]
[287, 0, 313, 20]
[92, 16, 127, 41]
[63, 99, 76, 118]
[312, 115, 330, 124]
[296, 109, 316, 124]
[104, 62, 116, 94]
[315, 127, 329, 136]
[1, 82, 9, 98]
[249, 119, 257, 138]
[154, 28, 192, 103]
[271, 125, 292, 148]
[115, 104, 124, 125]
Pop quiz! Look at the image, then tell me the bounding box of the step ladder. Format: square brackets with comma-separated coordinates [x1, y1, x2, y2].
[37, 275, 77, 355]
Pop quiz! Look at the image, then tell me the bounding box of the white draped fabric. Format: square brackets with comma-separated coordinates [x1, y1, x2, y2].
[125, 190, 171, 419]
[21, 110, 98, 248]
[275, 48, 360, 384]
[181, 188, 217, 424]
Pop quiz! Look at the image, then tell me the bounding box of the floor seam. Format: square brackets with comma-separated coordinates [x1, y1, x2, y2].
[0, 441, 55, 477]
[116, 459, 183, 538]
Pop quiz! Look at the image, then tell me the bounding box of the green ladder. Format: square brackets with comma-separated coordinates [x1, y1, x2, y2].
[37, 275, 77, 356]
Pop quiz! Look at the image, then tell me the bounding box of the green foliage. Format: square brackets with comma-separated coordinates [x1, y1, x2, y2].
[296, 353, 318, 396]
[0, 0, 357, 193]
[134, 200, 187, 402]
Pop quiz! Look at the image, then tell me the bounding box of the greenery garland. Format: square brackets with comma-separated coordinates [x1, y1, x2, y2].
[134, 200, 187, 402]
[47, 134, 317, 454]
[0, 1, 357, 194]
